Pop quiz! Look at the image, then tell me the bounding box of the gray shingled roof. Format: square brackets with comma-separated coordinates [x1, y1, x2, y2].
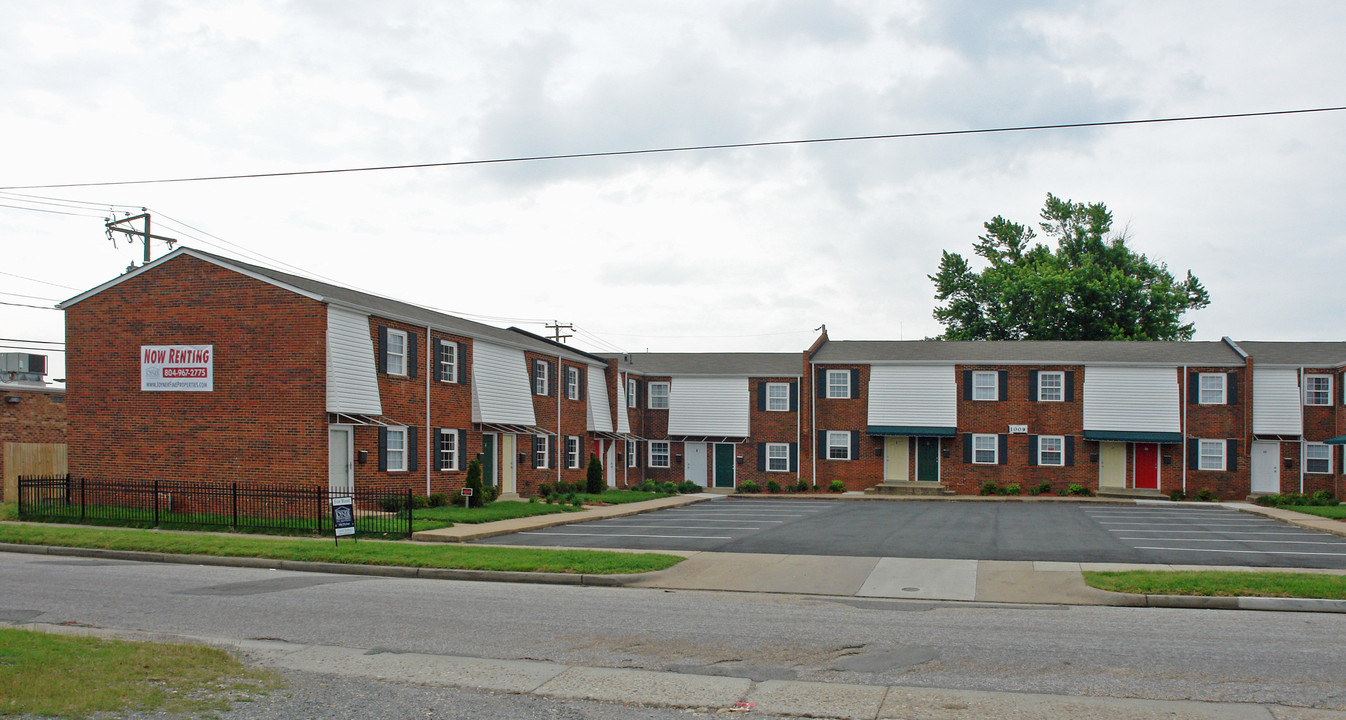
[1236, 341, 1346, 367]
[813, 340, 1245, 366]
[601, 352, 802, 376]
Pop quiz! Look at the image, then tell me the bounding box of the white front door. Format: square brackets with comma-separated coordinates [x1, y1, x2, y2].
[327, 426, 353, 492]
[684, 442, 708, 487]
[1099, 442, 1126, 488]
[1251, 441, 1280, 494]
[884, 437, 909, 481]
[501, 434, 517, 494]
[605, 442, 616, 488]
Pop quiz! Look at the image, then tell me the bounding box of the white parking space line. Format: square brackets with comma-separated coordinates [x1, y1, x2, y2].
[518, 532, 733, 540]
[1098, 521, 1276, 527]
[626, 518, 785, 523]
[1119, 538, 1346, 545]
[1132, 546, 1346, 557]
[1111, 530, 1325, 535]
[591, 524, 763, 530]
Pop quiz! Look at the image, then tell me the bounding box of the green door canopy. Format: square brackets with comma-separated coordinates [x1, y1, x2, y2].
[1326, 435, 1346, 445]
[1082, 430, 1184, 444]
[866, 426, 958, 437]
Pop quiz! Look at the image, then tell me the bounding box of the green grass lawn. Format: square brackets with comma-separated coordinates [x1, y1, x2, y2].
[411, 500, 578, 526]
[0, 502, 14, 521]
[1276, 505, 1346, 520]
[0, 628, 281, 717]
[0, 523, 682, 574]
[1083, 570, 1346, 599]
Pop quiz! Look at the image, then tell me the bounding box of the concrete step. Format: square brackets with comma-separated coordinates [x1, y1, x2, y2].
[1095, 488, 1168, 500]
[865, 481, 953, 496]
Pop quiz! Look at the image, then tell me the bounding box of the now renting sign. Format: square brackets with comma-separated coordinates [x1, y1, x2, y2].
[141, 345, 213, 391]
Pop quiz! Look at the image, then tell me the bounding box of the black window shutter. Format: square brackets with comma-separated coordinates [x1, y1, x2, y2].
[550, 361, 557, 397]
[1227, 440, 1238, 472]
[1227, 373, 1238, 405]
[1065, 436, 1075, 466]
[1028, 371, 1038, 401]
[789, 382, 798, 412]
[790, 443, 799, 473]
[816, 430, 826, 458]
[408, 333, 418, 378]
[850, 431, 860, 460]
[433, 340, 442, 381]
[458, 344, 469, 385]
[434, 429, 444, 470]
[850, 369, 860, 399]
[550, 437, 557, 470]
[1027, 435, 1038, 466]
[962, 370, 972, 400]
[757, 443, 766, 471]
[1064, 371, 1075, 402]
[1188, 372, 1199, 404]
[962, 434, 972, 463]
[1187, 439, 1199, 470]
[633, 379, 641, 408]
[580, 367, 587, 401]
[635, 440, 643, 467]
[997, 434, 1008, 465]
[377, 326, 388, 374]
[407, 428, 418, 471]
[458, 430, 468, 468]
[532, 436, 541, 469]
[378, 427, 388, 471]
[816, 368, 826, 398]
[530, 360, 538, 394]
[998, 370, 1008, 401]
[757, 382, 766, 411]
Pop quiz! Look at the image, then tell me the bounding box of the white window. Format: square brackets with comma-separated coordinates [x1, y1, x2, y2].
[649, 441, 670, 468]
[438, 341, 457, 383]
[766, 383, 790, 411]
[1038, 371, 1063, 402]
[535, 435, 550, 469]
[1305, 375, 1331, 406]
[386, 329, 408, 376]
[627, 439, 638, 467]
[766, 443, 790, 472]
[386, 427, 407, 472]
[973, 371, 998, 401]
[566, 367, 579, 400]
[439, 431, 457, 471]
[1305, 443, 1331, 474]
[627, 378, 637, 408]
[826, 431, 850, 461]
[1198, 439, 1225, 471]
[566, 436, 580, 469]
[1038, 436, 1064, 466]
[826, 370, 850, 399]
[534, 360, 549, 396]
[1199, 373, 1226, 405]
[972, 434, 998, 464]
[648, 382, 670, 409]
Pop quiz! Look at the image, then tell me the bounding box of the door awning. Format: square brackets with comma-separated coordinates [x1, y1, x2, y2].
[1083, 430, 1184, 444]
[866, 425, 957, 437]
[476, 422, 555, 436]
[329, 413, 401, 426]
[670, 435, 747, 444]
[1252, 434, 1302, 442]
[1324, 435, 1346, 445]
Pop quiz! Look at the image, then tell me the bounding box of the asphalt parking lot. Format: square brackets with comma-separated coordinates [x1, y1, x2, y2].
[473, 498, 1346, 569]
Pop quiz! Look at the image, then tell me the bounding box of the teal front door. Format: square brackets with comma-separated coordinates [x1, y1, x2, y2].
[481, 434, 496, 487]
[713, 444, 735, 488]
[916, 437, 940, 482]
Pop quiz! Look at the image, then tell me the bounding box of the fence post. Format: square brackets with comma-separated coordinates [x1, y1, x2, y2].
[406, 487, 413, 539]
[320, 486, 326, 534]
[16, 476, 23, 515]
[80, 477, 86, 522]
[232, 483, 238, 528]
[154, 479, 160, 527]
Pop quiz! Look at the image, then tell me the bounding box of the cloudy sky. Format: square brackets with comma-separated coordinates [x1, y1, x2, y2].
[3, 1, 1343, 384]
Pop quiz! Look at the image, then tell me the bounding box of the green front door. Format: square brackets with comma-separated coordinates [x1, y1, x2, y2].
[481, 434, 496, 487]
[916, 437, 940, 482]
[713, 444, 735, 488]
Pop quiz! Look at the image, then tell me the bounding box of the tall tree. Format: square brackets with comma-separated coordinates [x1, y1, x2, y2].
[929, 194, 1210, 341]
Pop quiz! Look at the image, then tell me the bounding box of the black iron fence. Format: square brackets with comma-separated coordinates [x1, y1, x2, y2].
[16, 476, 413, 538]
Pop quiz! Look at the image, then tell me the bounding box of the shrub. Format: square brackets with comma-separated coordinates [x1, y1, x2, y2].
[464, 459, 485, 507]
[1066, 483, 1092, 497]
[1194, 488, 1218, 502]
[1003, 483, 1021, 496]
[793, 480, 811, 493]
[427, 493, 448, 507]
[766, 480, 782, 494]
[586, 455, 605, 495]
[483, 485, 500, 503]
[1027, 485, 1041, 496]
[676, 481, 700, 494]
[537, 483, 553, 498]
[980, 481, 1001, 496]
[1311, 490, 1339, 506]
[571, 496, 584, 508]
[828, 480, 845, 493]
[1036, 482, 1053, 496]
[1168, 489, 1186, 502]
[528, 496, 537, 503]
[737, 481, 761, 494]
[638, 479, 656, 492]
[660, 482, 677, 494]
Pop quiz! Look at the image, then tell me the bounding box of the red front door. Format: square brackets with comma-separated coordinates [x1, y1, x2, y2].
[1134, 443, 1159, 489]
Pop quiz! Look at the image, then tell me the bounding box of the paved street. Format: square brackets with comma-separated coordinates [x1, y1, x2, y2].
[474, 498, 1346, 568]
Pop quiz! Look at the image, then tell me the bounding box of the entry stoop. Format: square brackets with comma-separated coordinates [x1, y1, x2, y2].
[866, 481, 954, 496]
[1095, 488, 1167, 500]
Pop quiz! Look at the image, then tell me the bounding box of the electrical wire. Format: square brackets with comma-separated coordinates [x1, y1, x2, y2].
[3, 106, 1342, 190]
[584, 328, 816, 339]
[0, 191, 138, 213]
[0, 345, 65, 353]
[0, 291, 61, 302]
[0, 270, 82, 291]
[0, 300, 59, 310]
[0, 338, 63, 345]
[0, 201, 106, 218]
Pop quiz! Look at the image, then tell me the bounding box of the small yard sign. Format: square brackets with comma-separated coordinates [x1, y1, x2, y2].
[461, 487, 474, 508]
[331, 496, 356, 543]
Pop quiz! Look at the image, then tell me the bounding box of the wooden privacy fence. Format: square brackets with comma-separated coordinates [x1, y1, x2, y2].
[3, 442, 67, 503]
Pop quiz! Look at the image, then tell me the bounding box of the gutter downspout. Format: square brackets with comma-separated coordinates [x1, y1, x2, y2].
[1300, 366, 1306, 494]
[1181, 364, 1187, 495]
[557, 354, 563, 486]
[809, 360, 817, 487]
[796, 374, 802, 483]
[425, 324, 433, 497]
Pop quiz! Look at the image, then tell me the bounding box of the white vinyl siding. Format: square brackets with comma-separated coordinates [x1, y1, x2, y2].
[586, 365, 614, 433]
[470, 343, 538, 426]
[386, 427, 407, 472]
[766, 443, 790, 472]
[1305, 375, 1332, 406]
[1253, 368, 1303, 436]
[972, 371, 998, 401]
[649, 441, 670, 467]
[648, 382, 670, 409]
[1305, 443, 1331, 474]
[1198, 439, 1225, 471]
[827, 431, 851, 460]
[867, 365, 957, 430]
[385, 329, 408, 376]
[667, 377, 750, 437]
[325, 306, 383, 415]
[615, 374, 632, 434]
[972, 434, 998, 464]
[1198, 373, 1226, 405]
[1039, 436, 1064, 466]
[1038, 371, 1063, 402]
[826, 370, 850, 399]
[766, 383, 790, 411]
[1082, 367, 1181, 435]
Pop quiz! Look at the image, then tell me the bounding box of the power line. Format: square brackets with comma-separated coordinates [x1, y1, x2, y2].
[4, 106, 1342, 190]
[0, 291, 61, 302]
[0, 270, 81, 291]
[0, 338, 64, 345]
[585, 328, 816, 339]
[0, 191, 137, 212]
[0, 201, 106, 218]
[0, 300, 59, 310]
[0, 345, 65, 353]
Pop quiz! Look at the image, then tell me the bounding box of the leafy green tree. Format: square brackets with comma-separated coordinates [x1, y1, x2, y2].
[929, 194, 1210, 341]
[464, 459, 485, 508]
[586, 455, 605, 495]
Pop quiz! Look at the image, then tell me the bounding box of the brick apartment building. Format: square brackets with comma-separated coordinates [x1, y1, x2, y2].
[58, 247, 1345, 501]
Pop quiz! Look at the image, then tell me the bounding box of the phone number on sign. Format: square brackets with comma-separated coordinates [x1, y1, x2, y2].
[163, 367, 208, 378]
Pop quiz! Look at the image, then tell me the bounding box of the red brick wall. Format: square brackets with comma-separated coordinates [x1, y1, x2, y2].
[810, 364, 874, 491]
[1181, 367, 1249, 500]
[66, 254, 327, 486]
[1300, 367, 1340, 497]
[0, 388, 67, 486]
[741, 377, 803, 489]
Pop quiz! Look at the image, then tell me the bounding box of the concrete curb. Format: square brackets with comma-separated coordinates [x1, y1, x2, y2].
[1143, 593, 1346, 613]
[1223, 501, 1346, 538]
[411, 493, 715, 542]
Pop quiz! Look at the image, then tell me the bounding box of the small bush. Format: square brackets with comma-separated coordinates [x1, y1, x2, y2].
[483, 485, 500, 503]
[1195, 488, 1218, 502]
[1003, 483, 1021, 496]
[528, 496, 537, 503]
[793, 480, 811, 493]
[660, 482, 677, 494]
[586, 456, 605, 495]
[571, 496, 584, 508]
[828, 480, 845, 493]
[638, 479, 656, 492]
[979, 481, 1001, 496]
[378, 493, 429, 512]
[537, 483, 553, 498]
[464, 459, 485, 507]
[676, 481, 701, 494]
[1066, 483, 1092, 497]
[766, 480, 782, 494]
[427, 493, 449, 507]
[1036, 482, 1053, 496]
[1027, 485, 1042, 496]
[737, 481, 761, 494]
[1168, 489, 1186, 502]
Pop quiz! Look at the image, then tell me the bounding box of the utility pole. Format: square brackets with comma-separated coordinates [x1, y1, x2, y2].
[106, 210, 178, 267]
[545, 321, 574, 343]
